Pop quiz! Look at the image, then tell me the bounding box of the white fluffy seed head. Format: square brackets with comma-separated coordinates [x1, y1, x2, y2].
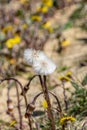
[33, 54, 56, 75]
[24, 49, 33, 65]
[24, 49, 56, 75]
[24, 49, 47, 65]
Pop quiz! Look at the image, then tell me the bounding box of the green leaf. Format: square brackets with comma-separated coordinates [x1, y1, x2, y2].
[58, 65, 69, 72]
[82, 75, 87, 86]
[71, 81, 80, 90]
[15, 10, 24, 18]
[63, 21, 73, 30]
[69, 3, 84, 20]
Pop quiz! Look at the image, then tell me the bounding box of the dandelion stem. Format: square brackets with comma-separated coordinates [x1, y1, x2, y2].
[39, 75, 56, 130]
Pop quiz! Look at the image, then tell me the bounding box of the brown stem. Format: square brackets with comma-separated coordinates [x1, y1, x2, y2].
[49, 91, 63, 118]
[62, 124, 65, 130]
[0, 78, 32, 130]
[7, 81, 16, 121]
[32, 91, 63, 118]
[39, 75, 56, 130]
[21, 75, 38, 95]
[62, 82, 68, 111]
[28, 117, 32, 130]
[15, 83, 23, 130]
[0, 78, 27, 107]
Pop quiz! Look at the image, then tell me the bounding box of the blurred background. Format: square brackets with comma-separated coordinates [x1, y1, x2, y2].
[0, 0, 87, 77]
[0, 0, 87, 129]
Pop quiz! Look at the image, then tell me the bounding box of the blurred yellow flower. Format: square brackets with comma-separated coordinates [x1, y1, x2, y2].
[20, 0, 29, 4]
[42, 100, 48, 109]
[40, 6, 49, 13]
[14, 36, 21, 43]
[60, 116, 76, 125]
[58, 71, 72, 82]
[10, 120, 17, 127]
[5, 36, 21, 49]
[6, 39, 15, 49]
[58, 75, 71, 82]
[42, 21, 53, 33]
[43, 21, 51, 29]
[43, 0, 53, 7]
[2, 25, 13, 33]
[61, 40, 70, 47]
[31, 15, 42, 22]
[48, 27, 54, 33]
[22, 24, 28, 30]
[66, 71, 72, 77]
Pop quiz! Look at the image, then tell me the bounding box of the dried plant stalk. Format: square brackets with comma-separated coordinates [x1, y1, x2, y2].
[39, 75, 56, 130]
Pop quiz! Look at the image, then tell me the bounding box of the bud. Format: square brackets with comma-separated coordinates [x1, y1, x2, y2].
[7, 99, 14, 112]
[25, 103, 35, 118]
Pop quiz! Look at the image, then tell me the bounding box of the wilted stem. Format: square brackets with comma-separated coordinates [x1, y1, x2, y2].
[28, 117, 32, 130]
[0, 78, 32, 130]
[49, 91, 63, 118]
[39, 75, 56, 130]
[62, 124, 65, 130]
[0, 78, 27, 107]
[7, 81, 16, 121]
[62, 82, 68, 111]
[21, 75, 38, 95]
[15, 83, 23, 130]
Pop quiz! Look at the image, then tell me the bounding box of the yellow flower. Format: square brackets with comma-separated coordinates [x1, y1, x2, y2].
[58, 75, 71, 82]
[40, 6, 49, 13]
[31, 15, 42, 22]
[2, 25, 13, 33]
[58, 71, 72, 82]
[43, 0, 53, 7]
[22, 24, 28, 30]
[43, 21, 51, 29]
[5, 39, 15, 49]
[14, 36, 21, 44]
[48, 27, 54, 33]
[42, 100, 48, 109]
[61, 40, 70, 47]
[60, 116, 76, 125]
[5, 36, 21, 49]
[66, 71, 72, 77]
[20, 0, 29, 4]
[10, 120, 17, 127]
[42, 21, 53, 33]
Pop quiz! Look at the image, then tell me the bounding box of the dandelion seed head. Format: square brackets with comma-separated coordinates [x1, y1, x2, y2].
[24, 49, 34, 65]
[24, 49, 47, 65]
[24, 49, 56, 75]
[33, 55, 56, 75]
